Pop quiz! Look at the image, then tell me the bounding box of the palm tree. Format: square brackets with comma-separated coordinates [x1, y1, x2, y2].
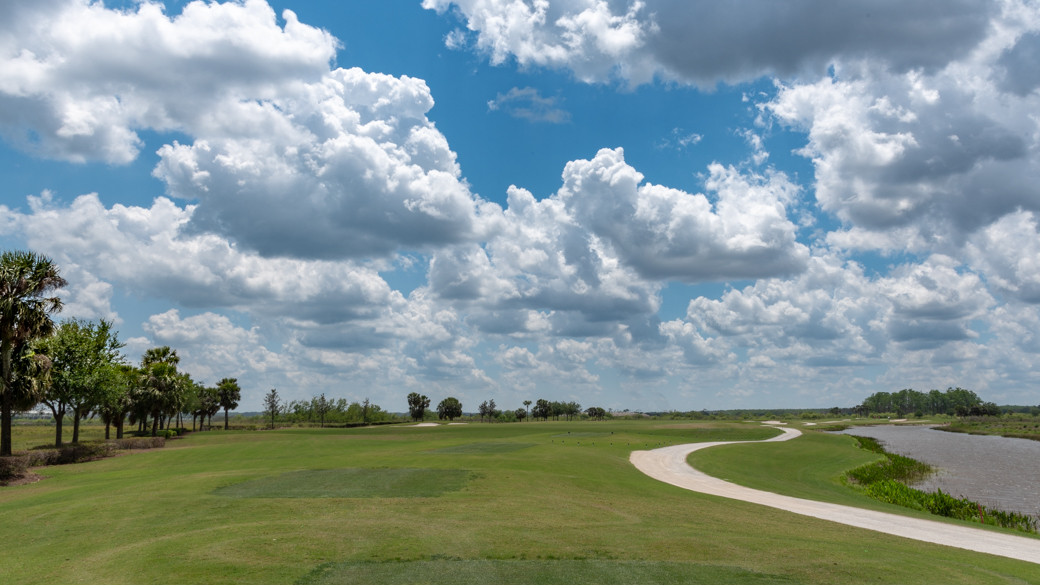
[0, 251, 66, 456]
[216, 378, 241, 430]
[523, 400, 532, 422]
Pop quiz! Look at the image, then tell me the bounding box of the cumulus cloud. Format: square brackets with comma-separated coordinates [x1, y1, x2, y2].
[487, 86, 570, 123]
[424, 0, 995, 85]
[0, 0, 336, 163]
[0, 192, 402, 326]
[557, 148, 808, 282]
[0, 0, 494, 260]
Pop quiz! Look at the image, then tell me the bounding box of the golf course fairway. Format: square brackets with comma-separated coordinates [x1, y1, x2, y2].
[1, 420, 1037, 584]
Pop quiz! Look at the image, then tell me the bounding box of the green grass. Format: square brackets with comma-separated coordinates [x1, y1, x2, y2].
[1, 420, 1037, 584]
[298, 560, 798, 584]
[432, 443, 536, 454]
[214, 468, 471, 499]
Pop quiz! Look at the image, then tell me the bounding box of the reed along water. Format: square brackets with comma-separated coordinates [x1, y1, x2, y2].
[836, 425, 1040, 518]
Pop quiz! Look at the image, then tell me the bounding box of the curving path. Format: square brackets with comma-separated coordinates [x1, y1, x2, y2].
[630, 428, 1040, 564]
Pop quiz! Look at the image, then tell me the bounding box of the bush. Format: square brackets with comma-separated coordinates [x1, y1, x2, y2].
[0, 456, 28, 482]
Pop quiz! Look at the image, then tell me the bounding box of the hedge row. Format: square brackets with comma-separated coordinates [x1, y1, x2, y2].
[1, 437, 166, 483]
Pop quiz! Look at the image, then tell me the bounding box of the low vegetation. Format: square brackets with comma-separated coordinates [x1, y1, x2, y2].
[939, 416, 1040, 442]
[844, 436, 1037, 534]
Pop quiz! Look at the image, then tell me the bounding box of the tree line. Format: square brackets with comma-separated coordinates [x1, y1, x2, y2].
[404, 393, 606, 423]
[0, 250, 250, 456]
[856, 388, 998, 417]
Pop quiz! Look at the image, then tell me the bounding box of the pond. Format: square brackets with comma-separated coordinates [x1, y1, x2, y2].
[835, 425, 1040, 517]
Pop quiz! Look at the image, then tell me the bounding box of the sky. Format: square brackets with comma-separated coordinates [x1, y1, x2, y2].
[1, 0, 1039, 412]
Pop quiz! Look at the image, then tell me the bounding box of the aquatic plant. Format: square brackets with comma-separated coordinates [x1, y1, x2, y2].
[845, 438, 1038, 534]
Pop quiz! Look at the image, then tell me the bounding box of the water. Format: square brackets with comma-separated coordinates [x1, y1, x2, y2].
[835, 425, 1040, 517]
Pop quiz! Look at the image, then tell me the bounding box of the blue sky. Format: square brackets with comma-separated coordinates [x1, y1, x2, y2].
[1, 0, 1038, 411]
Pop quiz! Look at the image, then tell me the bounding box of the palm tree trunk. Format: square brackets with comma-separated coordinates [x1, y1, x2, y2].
[224, 408, 229, 430]
[116, 415, 124, 440]
[151, 412, 159, 436]
[72, 411, 81, 443]
[105, 421, 110, 440]
[0, 392, 11, 457]
[0, 337, 13, 457]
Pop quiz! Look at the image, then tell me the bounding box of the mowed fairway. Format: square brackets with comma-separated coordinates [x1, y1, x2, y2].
[1, 421, 1037, 584]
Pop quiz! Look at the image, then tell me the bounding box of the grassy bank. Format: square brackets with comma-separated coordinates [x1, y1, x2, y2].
[1, 421, 1037, 584]
[938, 417, 1040, 442]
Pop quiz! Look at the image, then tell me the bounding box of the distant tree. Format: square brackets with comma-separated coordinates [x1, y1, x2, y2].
[532, 399, 551, 421]
[216, 377, 241, 430]
[515, 408, 526, 422]
[315, 393, 331, 427]
[362, 398, 371, 424]
[585, 406, 606, 420]
[407, 392, 430, 422]
[523, 400, 532, 421]
[263, 389, 281, 429]
[829, 407, 841, 415]
[0, 250, 66, 456]
[194, 385, 220, 430]
[478, 400, 489, 423]
[488, 399, 497, 422]
[437, 397, 462, 421]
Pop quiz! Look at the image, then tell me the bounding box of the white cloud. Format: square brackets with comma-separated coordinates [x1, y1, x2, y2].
[487, 86, 570, 123]
[425, 0, 996, 86]
[0, 192, 402, 327]
[0, 0, 336, 163]
[0, 0, 495, 260]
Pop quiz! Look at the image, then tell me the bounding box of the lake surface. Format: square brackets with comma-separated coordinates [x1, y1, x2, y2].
[835, 425, 1040, 517]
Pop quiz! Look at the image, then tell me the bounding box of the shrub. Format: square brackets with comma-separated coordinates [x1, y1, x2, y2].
[0, 456, 28, 482]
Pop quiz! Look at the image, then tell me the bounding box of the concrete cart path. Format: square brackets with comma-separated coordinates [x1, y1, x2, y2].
[630, 428, 1040, 565]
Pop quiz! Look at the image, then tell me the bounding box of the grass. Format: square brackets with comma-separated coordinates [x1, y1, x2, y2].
[298, 560, 798, 584]
[432, 443, 536, 454]
[0, 420, 1037, 584]
[939, 417, 1040, 442]
[214, 468, 472, 499]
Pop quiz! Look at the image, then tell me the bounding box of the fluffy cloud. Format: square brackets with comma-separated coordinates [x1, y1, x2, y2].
[1, 0, 493, 260]
[0, 0, 336, 163]
[428, 148, 807, 339]
[0, 192, 401, 326]
[425, 0, 995, 85]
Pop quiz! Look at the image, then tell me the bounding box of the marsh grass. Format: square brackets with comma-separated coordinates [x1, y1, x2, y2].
[844, 437, 933, 485]
[845, 437, 1038, 534]
[297, 560, 800, 585]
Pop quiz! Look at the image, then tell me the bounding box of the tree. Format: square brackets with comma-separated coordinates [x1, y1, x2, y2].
[194, 385, 220, 431]
[523, 400, 531, 422]
[532, 399, 551, 421]
[315, 393, 331, 428]
[407, 392, 430, 422]
[38, 319, 124, 445]
[263, 388, 281, 429]
[98, 365, 136, 439]
[515, 408, 527, 422]
[437, 397, 462, 421]
[0, 250, 66, 456]
[362, 398, 371, 424]
[216, 377, 241, 430]
[585, 406, 606, 420]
